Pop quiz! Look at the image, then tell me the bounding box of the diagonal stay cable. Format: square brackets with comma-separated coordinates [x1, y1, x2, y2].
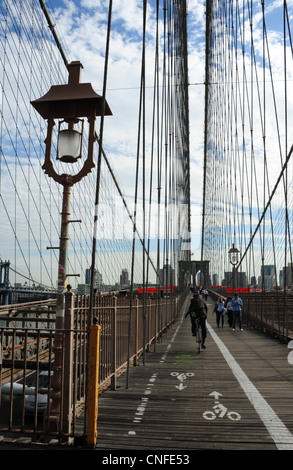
[38, 0, 160, 283]
[236, 142, 293, 270]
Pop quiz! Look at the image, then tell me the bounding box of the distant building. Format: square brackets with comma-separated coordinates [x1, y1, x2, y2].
[250, 276, 257, 286]
[212, 274, 219, 286]
[261, 265, 275, 276]
[76, 284, 91, 295]
[85, 268, 103, 290]
[159, 264, 175, 287]
[120, 269, 130, 286]
[282, 263, 293, 288]
[259, 265, 277, 289]
[223, 271, 247, 288]
[279, 270, 283, 287]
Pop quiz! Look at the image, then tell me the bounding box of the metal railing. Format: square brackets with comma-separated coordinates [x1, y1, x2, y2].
[208, 288, 293, 341]
[0, 291, 180, 442]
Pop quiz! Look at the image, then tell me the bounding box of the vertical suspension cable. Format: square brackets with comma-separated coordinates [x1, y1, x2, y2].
[126, 0, 147, 387]
[203, 0, 293, 337]
[89, 0, 113, 326]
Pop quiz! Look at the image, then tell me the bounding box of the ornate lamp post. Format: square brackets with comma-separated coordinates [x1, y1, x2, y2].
[31, 61, 111, 432]
[228, 243, 240, 293]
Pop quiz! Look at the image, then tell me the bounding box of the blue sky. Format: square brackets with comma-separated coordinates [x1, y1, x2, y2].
[2, 0, 292, 287]
[42, 0, 293, 277]
[0, 0, 205, 288]
[46, 0, 207, 259]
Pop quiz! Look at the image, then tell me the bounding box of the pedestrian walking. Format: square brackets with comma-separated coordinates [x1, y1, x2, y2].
[225, 297, 233, 327]
[214, 297, 225, 327]
[202, 287, 208, 301]
[231, 293, 243, 330]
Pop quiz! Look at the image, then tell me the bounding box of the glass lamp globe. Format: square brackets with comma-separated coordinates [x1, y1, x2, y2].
[58, 129, 82, 163]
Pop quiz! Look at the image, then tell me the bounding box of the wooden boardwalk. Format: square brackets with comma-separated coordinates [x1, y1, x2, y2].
[95, 297, 293, 451]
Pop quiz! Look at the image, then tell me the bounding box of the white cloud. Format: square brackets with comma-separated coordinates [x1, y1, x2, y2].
[0, 0, 208, 287]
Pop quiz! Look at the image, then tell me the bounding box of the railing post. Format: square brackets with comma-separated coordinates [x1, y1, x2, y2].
[147, 298, 151, 351]
[134, 296, 139, 365]
[111, 296, 117, 390]
[130, 297, 139, 366]
[63, 290, 74, 440]
[86, 323, 101, 448]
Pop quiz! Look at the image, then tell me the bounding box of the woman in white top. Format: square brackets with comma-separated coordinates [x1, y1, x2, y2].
[214, 297, 225, 327]
[225, 297, 233, 327]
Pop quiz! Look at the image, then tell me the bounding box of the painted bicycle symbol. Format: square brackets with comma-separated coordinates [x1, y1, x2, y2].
[203, 391, 241, 421]
[170, 372, 194, 391]
[171, 372, 194, 380]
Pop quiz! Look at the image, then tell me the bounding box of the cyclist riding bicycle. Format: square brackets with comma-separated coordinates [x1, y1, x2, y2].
[185, 293, 208, 349]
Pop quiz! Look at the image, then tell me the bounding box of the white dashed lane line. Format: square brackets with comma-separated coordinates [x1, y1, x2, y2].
[128, 316, 184, 435]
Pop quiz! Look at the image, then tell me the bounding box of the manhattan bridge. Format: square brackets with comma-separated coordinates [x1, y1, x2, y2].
[1, 0, 293, 450]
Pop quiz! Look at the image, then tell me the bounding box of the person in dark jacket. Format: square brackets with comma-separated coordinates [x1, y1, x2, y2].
[185, 294, 208, 348]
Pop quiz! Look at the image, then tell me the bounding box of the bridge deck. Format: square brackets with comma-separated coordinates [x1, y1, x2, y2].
[95, 298, 293, 451]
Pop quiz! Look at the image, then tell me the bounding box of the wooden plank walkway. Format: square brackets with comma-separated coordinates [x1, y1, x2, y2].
[95, 297, 293, 451]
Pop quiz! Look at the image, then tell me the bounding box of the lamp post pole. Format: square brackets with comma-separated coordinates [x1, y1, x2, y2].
[228, 243, 240, 293]
[233, 265, 236, 294]
[49, 180, 72, 430]
[31, 61, 112, 436]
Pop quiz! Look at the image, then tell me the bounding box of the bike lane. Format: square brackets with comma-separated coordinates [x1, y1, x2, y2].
[96, 301, 293, 451]
[123, 314, 267, 450]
